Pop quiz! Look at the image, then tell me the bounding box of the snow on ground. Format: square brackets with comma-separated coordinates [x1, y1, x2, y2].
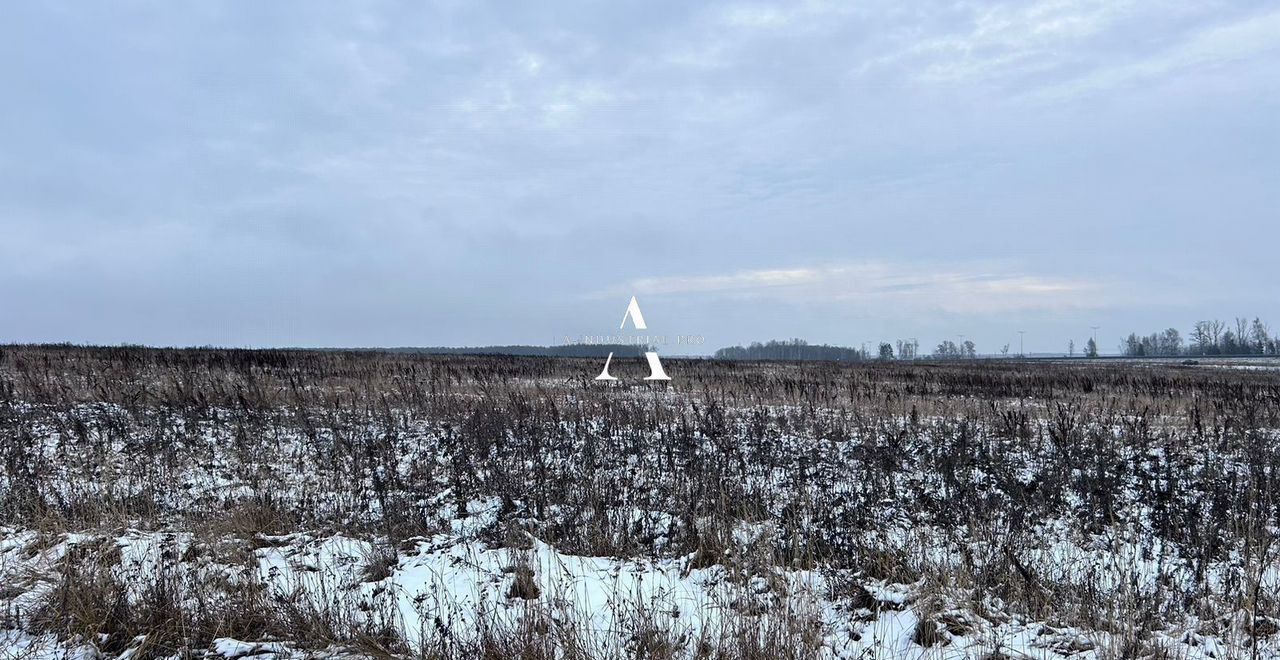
[2, 517, 1277, 659]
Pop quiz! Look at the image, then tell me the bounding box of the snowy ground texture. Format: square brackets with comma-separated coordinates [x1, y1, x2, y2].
[1, 346, 1278, 659]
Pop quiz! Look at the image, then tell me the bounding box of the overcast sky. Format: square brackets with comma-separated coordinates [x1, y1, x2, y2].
[2, 1, 1277, 354]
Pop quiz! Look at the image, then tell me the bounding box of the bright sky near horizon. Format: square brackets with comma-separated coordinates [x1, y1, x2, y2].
[2, 1, 1278, 354]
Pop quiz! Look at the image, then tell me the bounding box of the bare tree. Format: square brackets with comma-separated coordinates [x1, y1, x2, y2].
[1191, 321, 1212, 354]
[1250, 317, 1270, 354]
[1159, 328, 1182, 356]
[1209, 319, 1226, 347]
[934, 340, 960, 359]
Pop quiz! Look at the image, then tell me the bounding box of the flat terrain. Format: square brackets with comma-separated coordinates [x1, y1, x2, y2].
[1, 346, 1278, 659]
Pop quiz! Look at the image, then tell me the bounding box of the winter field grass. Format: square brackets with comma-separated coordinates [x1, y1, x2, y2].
[0, 345, 1278, 659]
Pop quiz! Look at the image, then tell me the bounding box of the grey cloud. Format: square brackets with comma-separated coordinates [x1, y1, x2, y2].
[0, 0, 1276, 352]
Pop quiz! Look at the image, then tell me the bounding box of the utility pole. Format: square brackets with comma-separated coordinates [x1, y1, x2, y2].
[1018, 330, 1025, 358]
[1090, 326, 1100, 348]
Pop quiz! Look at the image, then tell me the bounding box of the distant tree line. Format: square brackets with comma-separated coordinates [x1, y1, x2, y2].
[385, 344, 647, 358]
[714, 339, 867, 361]
[1120, 317, 1278, 357]
[716, 337, 960, 362]
[707, 317, 1280, 364]
[932, 339, 977, 359]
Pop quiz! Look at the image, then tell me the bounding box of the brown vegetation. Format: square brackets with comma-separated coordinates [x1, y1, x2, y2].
[0, 345, 1278, 658]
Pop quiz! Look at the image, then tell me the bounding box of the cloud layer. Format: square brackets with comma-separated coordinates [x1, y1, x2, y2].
[621, 262, 1104, 314]
[1, 0, 1276, 352]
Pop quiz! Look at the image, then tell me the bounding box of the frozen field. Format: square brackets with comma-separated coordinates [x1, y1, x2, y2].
[0, 346, 1278, 659]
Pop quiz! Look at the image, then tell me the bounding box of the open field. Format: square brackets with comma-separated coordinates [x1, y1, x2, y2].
[1, 345, 1278, 659]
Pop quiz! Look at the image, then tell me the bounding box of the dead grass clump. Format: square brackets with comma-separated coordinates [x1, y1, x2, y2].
[858, 547, 918, 584]
[199, 496, 295, 540]
[910, 598, 949, 648]
[361, 543, 398, 583]
[505, 561, 541, 601]
[27, 541, 131, 652]
[911, 619, 947, 648]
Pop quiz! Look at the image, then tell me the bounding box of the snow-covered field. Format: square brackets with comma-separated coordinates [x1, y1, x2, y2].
[0, 347, 1278, 658]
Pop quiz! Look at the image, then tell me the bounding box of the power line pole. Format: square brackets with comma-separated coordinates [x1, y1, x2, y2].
[1018, 330, 1025, 358]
